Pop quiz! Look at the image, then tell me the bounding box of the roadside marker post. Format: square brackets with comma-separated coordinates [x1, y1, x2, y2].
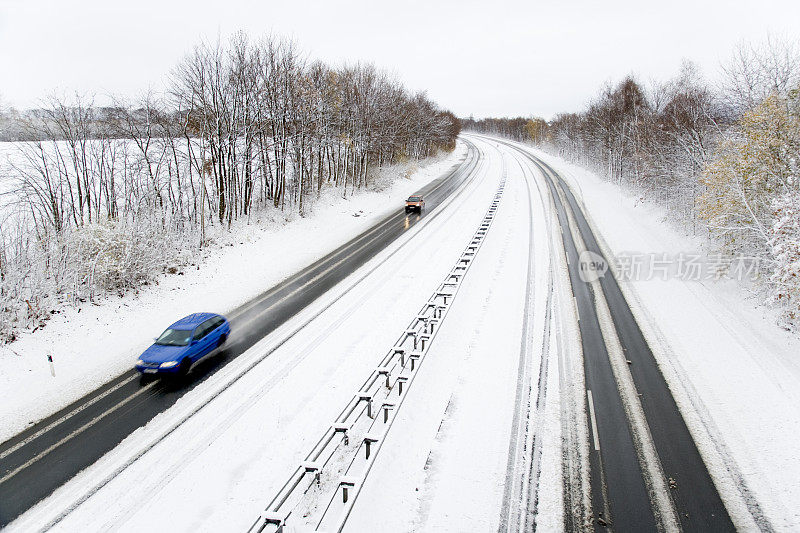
[339, 477, 358, 503]
[396, 376, 408, 396]
[409, 352, 421, 371]
[420, 333, 431, 350]
[436, 292, 452, 304]
[392, 346, 405, 362]
[359, 395, 373, 419]
[333, 424, 349, 445]
[303, 461, 322, 485]
[363, 434, 380, 459]
[261, 512, 287, 533]
[405, 329, 418, 350]
[377, 367, 391, 388]
[381, 403, 395, 423]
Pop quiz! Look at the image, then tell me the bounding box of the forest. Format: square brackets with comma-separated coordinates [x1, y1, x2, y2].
[465, 38, 800, 327]
[0, 32, 460, 342]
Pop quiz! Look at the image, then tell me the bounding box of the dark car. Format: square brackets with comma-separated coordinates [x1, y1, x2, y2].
[135, 313, 230, 376]
[405, 195, 425, 213]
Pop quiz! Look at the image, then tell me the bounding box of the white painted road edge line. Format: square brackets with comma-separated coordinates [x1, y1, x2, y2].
[587, 389, 600, 452]
[0, 373, 139, 462]
[0, 381, 158, 485]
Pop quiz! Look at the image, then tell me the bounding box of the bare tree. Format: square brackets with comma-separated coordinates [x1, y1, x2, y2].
[720, 35, 800, 117]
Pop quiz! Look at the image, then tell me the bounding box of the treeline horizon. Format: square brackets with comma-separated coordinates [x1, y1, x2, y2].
[0, 31, 460, 343]
[463, 37, 800, 326]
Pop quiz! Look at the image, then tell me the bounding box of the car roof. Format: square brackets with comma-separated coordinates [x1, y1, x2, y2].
[168, 312, 220, 330]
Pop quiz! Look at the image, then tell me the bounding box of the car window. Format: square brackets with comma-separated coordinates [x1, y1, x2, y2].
[205, 317, 220, 333]
[192, 324, 207, 341]
[201, 318, 219, 339]
[212, 316, 224, 328]
[155, 328, 192, 346]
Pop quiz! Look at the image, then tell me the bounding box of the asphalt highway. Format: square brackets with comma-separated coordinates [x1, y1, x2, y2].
[488, 135, 733, 532]
[0, 136, 737, 532]
[548, 158, 735, 532]
[0, 142, 481, 527]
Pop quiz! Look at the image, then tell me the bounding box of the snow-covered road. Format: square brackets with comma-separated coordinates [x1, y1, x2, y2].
[345, 141, 562, 532]
[6, 134, 800, 532]
[10, 137, 532, 531]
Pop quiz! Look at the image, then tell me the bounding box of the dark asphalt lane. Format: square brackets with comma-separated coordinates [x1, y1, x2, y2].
[0, 141, 482, 527]
[493, 135, 733, 532]
[534, 155, 656, 531]
[545, 159, 735, 532]
[489, 135, 656, 529]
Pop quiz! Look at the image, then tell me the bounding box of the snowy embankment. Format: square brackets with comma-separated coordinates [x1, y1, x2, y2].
[0, 143, 466, 444]
[528, 146, 800, 530]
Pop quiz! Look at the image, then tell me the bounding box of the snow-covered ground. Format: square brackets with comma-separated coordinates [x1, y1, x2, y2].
[527, 144, 800, 530]
[0, 143, 466, 443]
[8, 136, 521, 531]
[346, 144, 566, 532]
[7, 134, 800, 532]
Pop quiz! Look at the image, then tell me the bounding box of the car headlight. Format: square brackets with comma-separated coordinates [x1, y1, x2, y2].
[160, 361, 179, 369]
[135, 359, 145, 366]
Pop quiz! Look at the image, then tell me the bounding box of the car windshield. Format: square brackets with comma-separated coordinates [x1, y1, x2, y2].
[408, 196, 421, 201]
[155, 328, 192, 346]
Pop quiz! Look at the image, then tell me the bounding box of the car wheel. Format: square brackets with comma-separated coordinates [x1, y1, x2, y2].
[178, 358, 191, 377]
[217, 334, 227, 348]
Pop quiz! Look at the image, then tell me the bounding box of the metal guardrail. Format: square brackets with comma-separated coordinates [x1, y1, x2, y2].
[248, 178, 507, 533]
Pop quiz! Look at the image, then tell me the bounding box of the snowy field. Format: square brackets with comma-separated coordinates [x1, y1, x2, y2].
[0, 143, 467, 443]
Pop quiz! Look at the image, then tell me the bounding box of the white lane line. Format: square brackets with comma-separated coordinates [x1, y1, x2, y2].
[587, 389, 601, 452]
[0, 380, 157, 485]
[0, 373, 139, 462]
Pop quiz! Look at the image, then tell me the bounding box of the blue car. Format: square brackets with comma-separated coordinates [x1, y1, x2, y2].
[135, 313, 231, 376]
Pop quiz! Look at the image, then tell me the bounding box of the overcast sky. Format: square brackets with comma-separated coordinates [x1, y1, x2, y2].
[1, 0, 799, 119]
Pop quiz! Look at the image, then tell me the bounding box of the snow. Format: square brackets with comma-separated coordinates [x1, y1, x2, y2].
[346, 151, 528, 531]
[525, 144, 800, 530]
[7, 134, 800, 532]
[8, 136, 515, 532]
[0, 143, 467, 443]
